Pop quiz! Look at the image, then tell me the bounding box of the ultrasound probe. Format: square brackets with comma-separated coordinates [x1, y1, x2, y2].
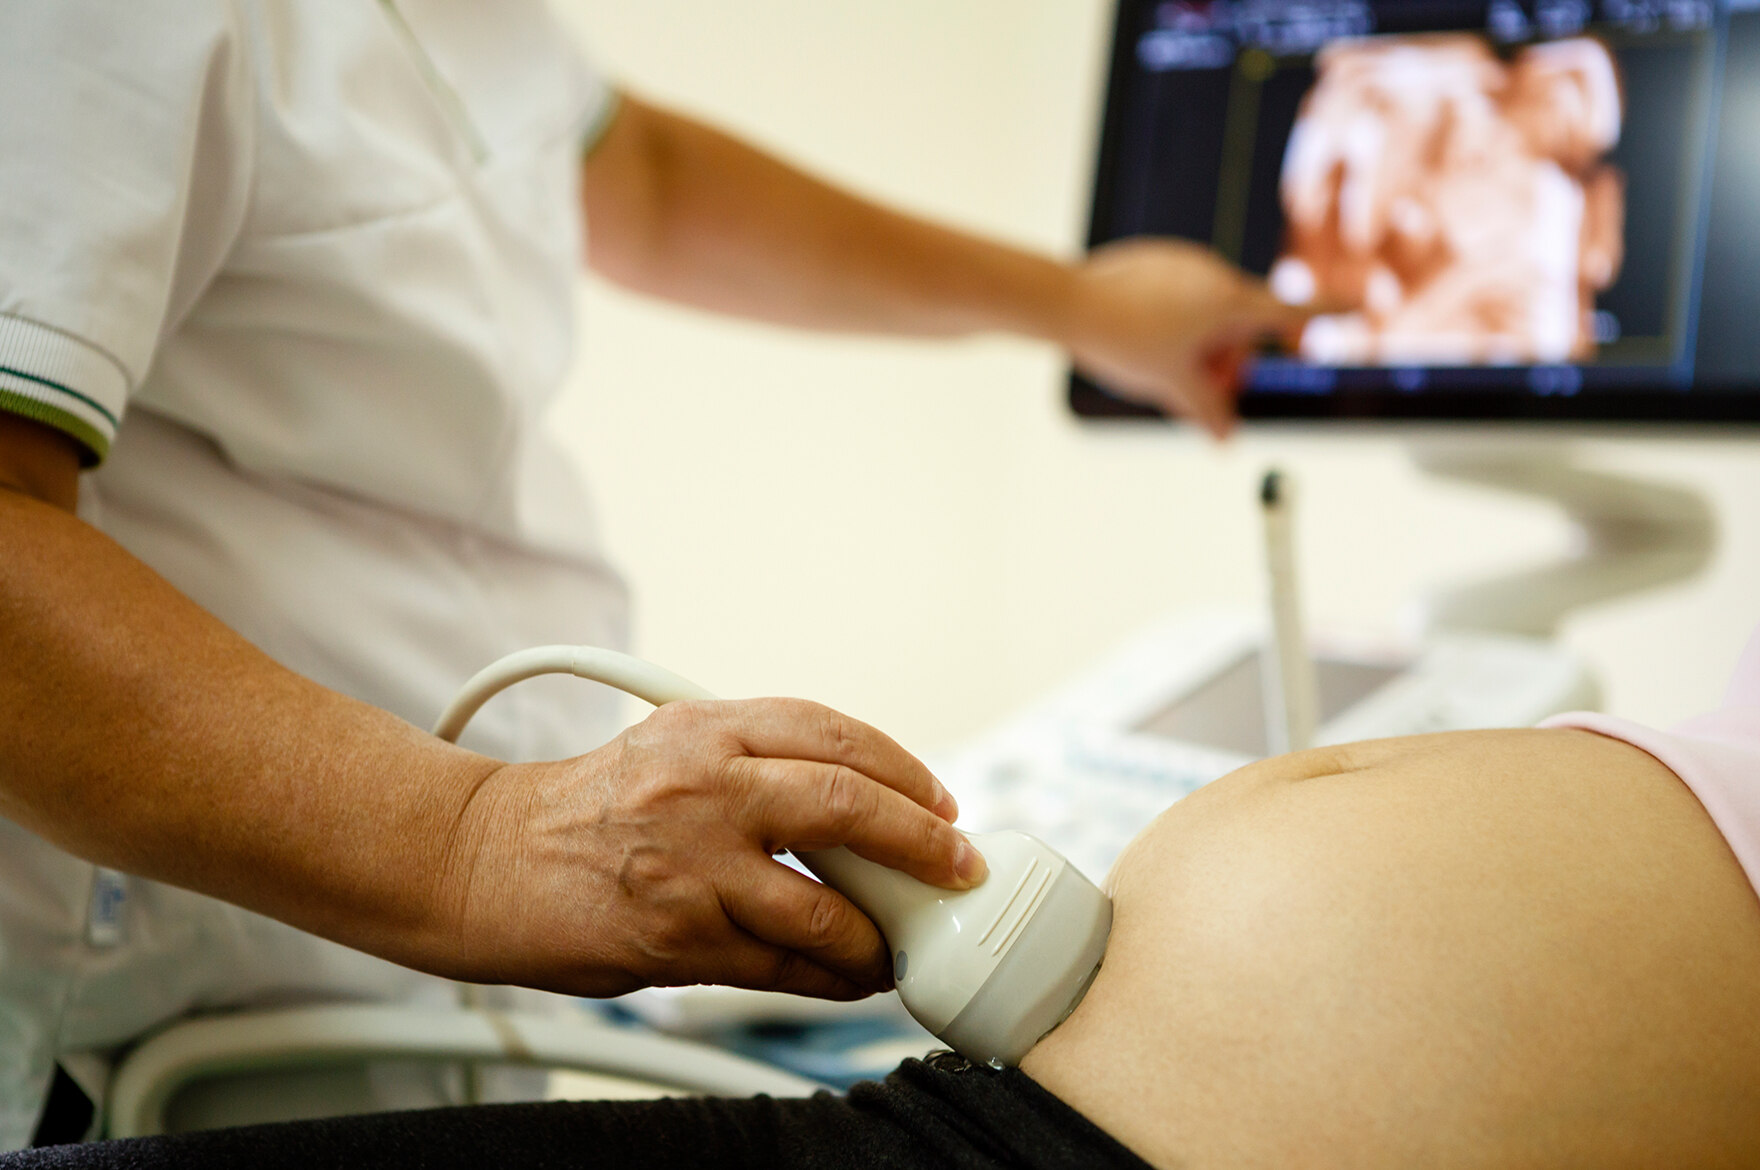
[433, 645, 1113, 1068]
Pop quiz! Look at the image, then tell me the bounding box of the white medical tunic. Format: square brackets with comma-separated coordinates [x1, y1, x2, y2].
[0, 1, 630, 1146]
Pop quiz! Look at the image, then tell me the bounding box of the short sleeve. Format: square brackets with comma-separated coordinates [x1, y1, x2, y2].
[575, 53, 621, 156]
[403, 0, 620, 158]
[0, 1, 253, 465]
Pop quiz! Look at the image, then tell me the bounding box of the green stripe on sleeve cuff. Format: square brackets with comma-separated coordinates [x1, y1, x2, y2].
[0, 388, 110, 467]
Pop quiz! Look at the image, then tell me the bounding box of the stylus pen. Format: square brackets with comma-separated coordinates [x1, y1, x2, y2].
[1261, 469, 1319, 755]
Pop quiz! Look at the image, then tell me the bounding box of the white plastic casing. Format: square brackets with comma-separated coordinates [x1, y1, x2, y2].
[798, 831, 1112, 1067]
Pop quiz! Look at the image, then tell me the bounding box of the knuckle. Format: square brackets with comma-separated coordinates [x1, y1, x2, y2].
[717, 753, 760, 805]
[623, 709, 699, 776]
[920, 810, 956, 866]
[819, 708, 857, 760]
[802, 885, 852, 952]
[647, 698, 713, 738]
[613, 719, 660, 765]
[817, 765, 872, 834]
[752, 695, 797, 719]
[746, 695, 802, 733]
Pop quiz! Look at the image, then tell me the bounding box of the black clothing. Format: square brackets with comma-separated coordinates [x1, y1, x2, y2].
[3, 1054, 1153, 1169]
[28, 1069, 94, 1149]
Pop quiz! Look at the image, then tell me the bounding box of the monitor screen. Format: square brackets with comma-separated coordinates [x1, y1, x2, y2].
[1072, 0, 1760, 425]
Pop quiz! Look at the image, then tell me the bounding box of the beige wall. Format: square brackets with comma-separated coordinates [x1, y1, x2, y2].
[545, 0, 1760, 755]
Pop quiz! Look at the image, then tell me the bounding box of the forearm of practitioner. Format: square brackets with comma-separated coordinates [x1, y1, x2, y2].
[581, 94, 1307, 437]
[0, 413, 979, 1002]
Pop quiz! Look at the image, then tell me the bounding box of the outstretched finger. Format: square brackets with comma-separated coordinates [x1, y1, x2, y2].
[1181, 367, 1239, 440]
[1202, 343, 1251, 398]
[1228, 280, 1319, 348]
[719, 857, 891, 992]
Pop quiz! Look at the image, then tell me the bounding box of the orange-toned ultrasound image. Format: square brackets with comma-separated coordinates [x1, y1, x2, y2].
[1269, 35, 1627, 366]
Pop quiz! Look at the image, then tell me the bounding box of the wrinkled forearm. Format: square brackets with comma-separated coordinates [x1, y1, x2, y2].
[0, 486, 503, 967]
[581, 95, 1080, 344]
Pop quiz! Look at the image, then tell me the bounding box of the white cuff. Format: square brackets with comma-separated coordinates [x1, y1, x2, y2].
[0, 314, 128, 463]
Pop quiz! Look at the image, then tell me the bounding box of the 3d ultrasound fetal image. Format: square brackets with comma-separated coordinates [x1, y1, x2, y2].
[1270, 34, 1627, 366]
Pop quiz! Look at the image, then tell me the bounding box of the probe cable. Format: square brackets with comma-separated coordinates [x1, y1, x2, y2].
[428, 644, 717, 1103]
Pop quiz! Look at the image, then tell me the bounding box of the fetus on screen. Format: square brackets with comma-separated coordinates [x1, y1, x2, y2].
[1269, 34, 1626, 366]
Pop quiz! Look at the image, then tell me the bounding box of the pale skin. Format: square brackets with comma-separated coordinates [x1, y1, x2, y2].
[1022, 728, 1760, 1168]
[0, 94, 1297, 1002]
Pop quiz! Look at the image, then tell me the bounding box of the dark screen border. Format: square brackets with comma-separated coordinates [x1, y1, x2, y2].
[1070, 0, 1760, 428]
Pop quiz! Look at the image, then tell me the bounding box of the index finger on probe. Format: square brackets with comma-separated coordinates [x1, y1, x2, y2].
[726, 697, 959, 822]
[731, 756, 985, 889]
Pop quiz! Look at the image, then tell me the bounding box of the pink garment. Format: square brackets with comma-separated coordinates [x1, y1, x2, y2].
[1542, 627, 1760, 903]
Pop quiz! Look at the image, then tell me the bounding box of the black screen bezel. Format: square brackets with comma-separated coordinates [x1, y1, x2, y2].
[1069, 0, 1760, 428]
